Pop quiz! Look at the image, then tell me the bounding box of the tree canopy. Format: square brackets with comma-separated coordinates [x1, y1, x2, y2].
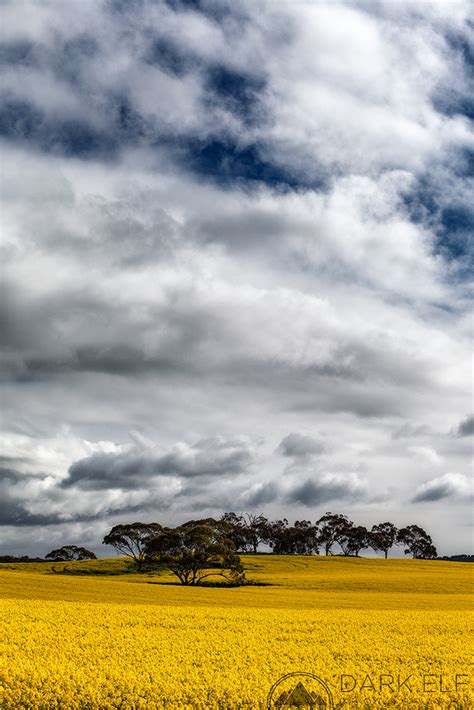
[144, 519, 245, 586]
[370, 522, 399, 558]
[397, 525, 437, 559]
[102, 523, 163, 570]
[45, 545, 96, 561]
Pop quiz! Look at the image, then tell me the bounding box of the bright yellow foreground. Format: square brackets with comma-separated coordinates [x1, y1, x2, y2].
[0, 556, 472, 708]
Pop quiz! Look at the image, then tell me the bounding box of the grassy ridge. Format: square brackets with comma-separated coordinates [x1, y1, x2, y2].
[0, 556, 472, 610]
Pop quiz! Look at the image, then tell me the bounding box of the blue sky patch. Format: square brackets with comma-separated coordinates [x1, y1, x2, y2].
[0, 96, 117, 159]
[204, 65, 266, 126]
[176, 137, 316, 190]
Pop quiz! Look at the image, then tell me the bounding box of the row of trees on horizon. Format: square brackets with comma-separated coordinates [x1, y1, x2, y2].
[2, 513, 440, 586]
[220, 512, 437, 559]
[100, 513, 438, 570]
[38, 513, 433, 585]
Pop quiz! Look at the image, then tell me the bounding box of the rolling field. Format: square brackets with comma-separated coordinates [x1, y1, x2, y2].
[0, 556, 472, 708]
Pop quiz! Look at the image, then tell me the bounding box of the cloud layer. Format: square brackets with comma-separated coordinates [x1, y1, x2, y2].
[0, 0, 472, 556]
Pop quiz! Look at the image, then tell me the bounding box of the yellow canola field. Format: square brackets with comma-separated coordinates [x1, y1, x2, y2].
[0, 556, 472, 709]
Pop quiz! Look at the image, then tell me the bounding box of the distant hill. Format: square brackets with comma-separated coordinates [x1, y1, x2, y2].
[438, 555, 474, 562]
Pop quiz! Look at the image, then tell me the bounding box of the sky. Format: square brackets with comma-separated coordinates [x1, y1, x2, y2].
[0, 0, 472, 558]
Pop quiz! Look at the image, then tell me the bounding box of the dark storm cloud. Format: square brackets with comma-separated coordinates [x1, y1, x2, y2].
[144, 36, 196, 77]
[0, 498, 60, 527]
[173, 477, 279, 509]
[0, 466, 174, 527]
[161, 0, 243, 22]
[455, 415, 474, 437]
[277, 433, 324, 458]
[286, 474, 368, 506]
[412, 473, 471, 503]
[218, 348, 432, 420]
[22, 346, 187, 379]
[2, 240, 440, 424]
[3, 320, 437, 423]
[63, 437, 257, 490]
[0, 40, 37, 67]
[1, 277, 215, 383]
[242, 482, 279, 507]
[0, 468, 61, 526]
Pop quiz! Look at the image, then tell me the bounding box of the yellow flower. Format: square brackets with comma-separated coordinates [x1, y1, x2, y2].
[0, 556, 472, 708]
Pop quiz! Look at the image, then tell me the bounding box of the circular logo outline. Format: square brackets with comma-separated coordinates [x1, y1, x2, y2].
[267, 671, 334, 708]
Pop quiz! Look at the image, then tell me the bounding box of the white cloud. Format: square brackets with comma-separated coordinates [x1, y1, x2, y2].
[408, 446, 442, 467]
[413, 472, 472, 503]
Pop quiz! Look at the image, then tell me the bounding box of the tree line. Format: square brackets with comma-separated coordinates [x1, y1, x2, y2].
[36, 512, 438, 586]
[98, 512, 437, 584]
[104, 513, 436, 562]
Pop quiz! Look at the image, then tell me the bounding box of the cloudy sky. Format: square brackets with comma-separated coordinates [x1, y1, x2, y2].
[1, 0, 472, 557]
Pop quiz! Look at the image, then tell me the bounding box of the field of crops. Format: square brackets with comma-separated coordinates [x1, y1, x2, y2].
[0, 556, 472, 708]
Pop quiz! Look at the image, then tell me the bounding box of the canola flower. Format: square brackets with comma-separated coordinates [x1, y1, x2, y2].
[0, 557, 472, 708]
